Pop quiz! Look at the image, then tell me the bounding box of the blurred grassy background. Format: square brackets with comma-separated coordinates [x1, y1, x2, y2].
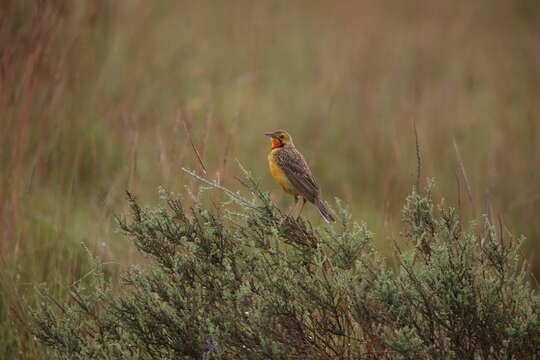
[1, 0, 539, 358]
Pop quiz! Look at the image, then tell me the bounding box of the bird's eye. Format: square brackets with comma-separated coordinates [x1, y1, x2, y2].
[279, 135, 285, 139]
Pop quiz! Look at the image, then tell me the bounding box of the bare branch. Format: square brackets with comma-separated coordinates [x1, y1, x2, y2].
[413, 118, 421, 193]
[453, 138, 474, 211]
[179, 109, 208, 174]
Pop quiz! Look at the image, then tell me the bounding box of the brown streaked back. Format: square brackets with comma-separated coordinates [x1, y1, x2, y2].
[273, 145, 321, 203]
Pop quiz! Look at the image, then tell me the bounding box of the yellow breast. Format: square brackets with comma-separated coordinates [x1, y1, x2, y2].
[268, 150, 296, 195]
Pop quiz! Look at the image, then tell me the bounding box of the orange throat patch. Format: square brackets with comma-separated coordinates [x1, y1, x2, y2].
[271, 138, 282, 149]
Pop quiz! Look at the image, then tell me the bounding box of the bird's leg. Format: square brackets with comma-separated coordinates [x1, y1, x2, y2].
[285, 195, 299, 219]
[296, 197, 307, 218]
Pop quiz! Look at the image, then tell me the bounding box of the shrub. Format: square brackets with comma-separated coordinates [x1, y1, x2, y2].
[30, 170, 540, 359]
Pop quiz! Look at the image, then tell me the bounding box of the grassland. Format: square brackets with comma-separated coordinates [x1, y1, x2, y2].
[1, 1, 539, 358]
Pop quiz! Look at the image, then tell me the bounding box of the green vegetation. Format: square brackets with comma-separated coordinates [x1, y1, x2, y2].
[1, 1, 539, 358]
[31, 172, 540, 359]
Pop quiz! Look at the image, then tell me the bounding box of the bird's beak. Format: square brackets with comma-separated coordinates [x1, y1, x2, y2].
[264, 132, 276, 138]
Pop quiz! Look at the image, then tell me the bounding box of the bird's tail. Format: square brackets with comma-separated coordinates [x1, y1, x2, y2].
[315, 199, 336, 222]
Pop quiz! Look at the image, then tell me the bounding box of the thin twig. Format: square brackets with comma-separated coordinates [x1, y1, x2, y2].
[201, 110, 212, 166]
[233, 175, 249, 189]
[454, 169, 461, 209]
[181, 167, 255, 208]
[70, 261, 125, 288]
[36, 288, 66, 313]
[453, 138, 474, 210]
[180, 109, 207, 174]
[220, 112, 239, 179]
[413, 118, 421, 193]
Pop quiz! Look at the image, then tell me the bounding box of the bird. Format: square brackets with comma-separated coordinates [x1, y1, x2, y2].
[265, 129, 335, 222]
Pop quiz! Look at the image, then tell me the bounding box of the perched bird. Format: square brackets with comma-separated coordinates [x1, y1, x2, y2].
[265, 130, 335, 222]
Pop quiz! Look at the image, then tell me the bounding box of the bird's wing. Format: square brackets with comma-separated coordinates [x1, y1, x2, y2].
[275, 147, 320, 202]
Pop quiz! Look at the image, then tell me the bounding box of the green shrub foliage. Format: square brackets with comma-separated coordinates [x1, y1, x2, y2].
[31, 171, 540, 359]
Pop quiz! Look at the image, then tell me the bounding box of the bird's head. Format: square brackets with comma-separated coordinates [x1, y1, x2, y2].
[265, 130, 292, 149]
